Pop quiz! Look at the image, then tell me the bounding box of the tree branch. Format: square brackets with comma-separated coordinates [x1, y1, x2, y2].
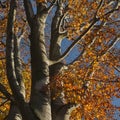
[102, 36, 119, 57]
[14, 34, 25, 98]
[114, 66, 120, 73]
[49, 0, 120, 66]
[104, 0, 119, 17]
[55, 103, 79, 120]
[67, 21, 105, 65]
[6, 0, 25, 101]
[49, 17, 99, 65]
[0, 83, 14, 101]
[106, 20, 120, 25]
[0, 99, 9, 107]
[47, 0, 57, 13]
[49, 0, 66, 60]
[87, 78, 120, 83]
[23, 0, 34, 25]
[58, 12, 68, 34]
[95, 0, 104, 18]
[83, 36, 119, 81]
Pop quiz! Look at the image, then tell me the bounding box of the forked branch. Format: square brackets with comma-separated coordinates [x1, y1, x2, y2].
[49, 18, 99, 65]
[6, 0, 25, 101]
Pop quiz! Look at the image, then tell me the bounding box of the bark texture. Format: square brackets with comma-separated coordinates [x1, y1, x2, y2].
[5, 0, 82, 120]
[30, 13, 52, 120]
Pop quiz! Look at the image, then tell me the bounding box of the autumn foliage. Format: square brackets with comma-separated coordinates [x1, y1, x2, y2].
[0, 0, 120, 120]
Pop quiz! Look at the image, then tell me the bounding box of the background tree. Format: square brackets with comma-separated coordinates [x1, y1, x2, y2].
[0, 0, 120, 120]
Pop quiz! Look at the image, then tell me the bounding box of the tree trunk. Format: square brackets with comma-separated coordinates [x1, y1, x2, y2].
[6, 0, 75, 119]
[29, 13, 51, 120]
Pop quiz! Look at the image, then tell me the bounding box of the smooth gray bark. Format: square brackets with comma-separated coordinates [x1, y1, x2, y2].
[29, 3, 52, 120]
[6, 0, 36, 120]
[6, 0, 117, 119]
[5, 0, 74, 119]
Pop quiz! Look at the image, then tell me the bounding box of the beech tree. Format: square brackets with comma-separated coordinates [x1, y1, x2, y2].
[0, 0, 120, 120]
